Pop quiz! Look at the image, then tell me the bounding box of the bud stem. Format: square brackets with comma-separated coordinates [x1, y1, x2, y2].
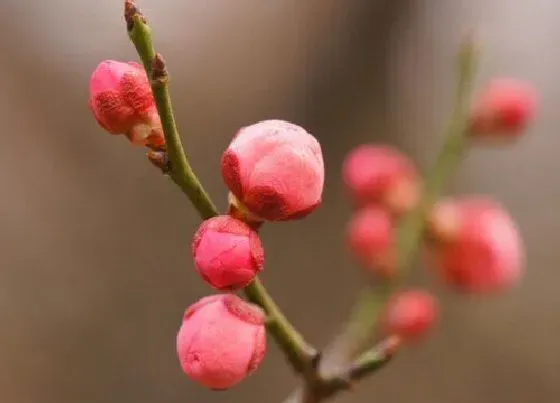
[124, 0, 316, 377]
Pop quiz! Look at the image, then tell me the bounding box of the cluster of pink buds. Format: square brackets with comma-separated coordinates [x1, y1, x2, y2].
[181, 120, 324, 388]
[90, 56, 326, 388]
[343, 77, 536, 343]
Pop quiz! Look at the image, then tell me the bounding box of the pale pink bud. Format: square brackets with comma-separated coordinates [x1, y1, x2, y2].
[469, 78, 537, 140]
[342, 145, 420, 215]
[427, 197, 524, 294]
[192, 215, 264, 290]
[346, 206, 396, 278]
[89, 60, 164, 148]
[221, 120, 324, 221]
[381, 290, 437, 342]
[176, 294, 266, 390]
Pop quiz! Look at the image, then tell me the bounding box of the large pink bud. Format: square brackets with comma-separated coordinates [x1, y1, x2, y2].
[221, 120, 324, 221]
[89, 60, 164, 148]
[192, 215, 264, 290]
[176, 294, 267, 390]
[427, 197, 524, 294]
[342, 144, 420, 215]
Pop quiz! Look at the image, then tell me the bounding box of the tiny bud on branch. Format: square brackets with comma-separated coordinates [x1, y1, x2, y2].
[151, 53, 169, 84]
[124, 0, 146, 32]
[147, 150, 171, 173]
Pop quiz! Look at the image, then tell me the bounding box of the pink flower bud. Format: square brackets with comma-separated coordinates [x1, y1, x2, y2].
[89, 60, 164, 148]
[342, 145, 420, 214]
[469, 78, 537, 140]
[346, 206, 396, 278]
[381, 290, 437, 342]
[427, 197, 524, 294]
[221, 120, 324, 221]
[176, 294, 266, 390]
[192, 215, 264, 290]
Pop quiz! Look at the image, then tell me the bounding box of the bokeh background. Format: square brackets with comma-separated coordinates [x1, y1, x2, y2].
[1, 0, 559, 402]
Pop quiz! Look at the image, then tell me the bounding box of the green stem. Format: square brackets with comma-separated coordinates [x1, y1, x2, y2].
[124, 0, 315, 373]
[149, 55, 218, 219]
[126, 1, 216, 219]
[245, 279, 317, 372]
[394, 38, 478, 274]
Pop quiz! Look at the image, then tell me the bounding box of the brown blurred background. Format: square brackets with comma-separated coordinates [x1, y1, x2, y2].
[0, 0, 559, 402]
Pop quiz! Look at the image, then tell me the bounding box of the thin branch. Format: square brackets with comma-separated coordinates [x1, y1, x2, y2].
[124, 0, 316, 374]
[125, 0, 216, 219]
[393, 37, 479, 275]
[318, 336, 400, 399]
[244, 278, 318, 373]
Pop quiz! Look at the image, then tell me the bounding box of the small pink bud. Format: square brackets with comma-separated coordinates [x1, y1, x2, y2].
[192, 215, 264, 290]
[381, 290, 437, 342]
[221, 120, 324, 221]
[469, 78, 537, 140]
[342, 145, 420, 215]
[346, 206, 396, 278]
[427, 197, 524, 294]
[176, 294, 266, 390]
[89, 60, 164, 148]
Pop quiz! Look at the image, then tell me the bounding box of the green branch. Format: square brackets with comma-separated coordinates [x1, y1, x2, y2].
[125, 0, 216, 220]
[245, 279, 318, 373]
[394, 38, 478, 275]
[124, 0, 316, 375]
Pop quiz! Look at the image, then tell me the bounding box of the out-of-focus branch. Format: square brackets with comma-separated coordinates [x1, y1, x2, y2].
[283, 38, 480, 403]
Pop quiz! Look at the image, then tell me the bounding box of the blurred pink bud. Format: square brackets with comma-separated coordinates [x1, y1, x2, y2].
[221, 120, 324, 221]
[427, 197, 524, 294]
[89, 60, 164, 148]
[381, 290, 437, 342]
[346, 206, 396, 278]
[342, 145, 420, 215]
[469, 78, 537, 140]
[176, 294, 266, 390]
[192, 215, 264, 290]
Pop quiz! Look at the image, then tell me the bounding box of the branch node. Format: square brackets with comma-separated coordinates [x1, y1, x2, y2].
[151, 53, 168, 84]
[310, 351, 322, 371]
[147, 150, 171, 174]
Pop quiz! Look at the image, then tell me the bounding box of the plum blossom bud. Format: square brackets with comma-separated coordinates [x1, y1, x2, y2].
[342, 145, 420, 215]
[192, 215, 264, 290]
[89, 60, 164, 148]
[176, 294, 266, 390]
[469, 78, 537, 140]
[381, 290, 437, 342]
[221, 120, 324, 221]
[346, 206, 395, 278]
[427, 197, 524, 294]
